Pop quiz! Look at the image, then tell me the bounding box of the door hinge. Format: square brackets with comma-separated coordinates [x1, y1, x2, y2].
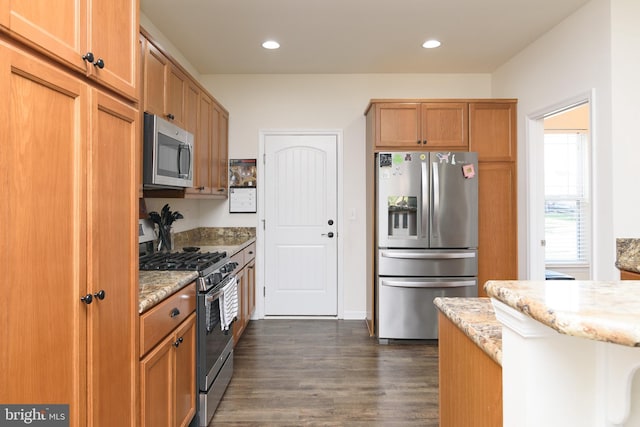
[263, 286, 266, 297]
[262, 219, 265, 230]
[263, 153, 266, 164]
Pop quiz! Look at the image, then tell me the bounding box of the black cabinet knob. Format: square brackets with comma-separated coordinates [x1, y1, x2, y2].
[169, 308, 180, 318]
[94, 58, 105, 69]
[82, 52, 95, 63]
[166, 113, 175, 120]
[80, 294, 93, 304]
[94, 290, 106, 300]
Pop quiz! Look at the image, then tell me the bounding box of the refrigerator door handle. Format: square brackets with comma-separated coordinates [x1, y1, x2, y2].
[432, 161, 440, 239]
[380, 279, 476, 289]
[421, 161, 428, 239]
[380, 250, 476, 260]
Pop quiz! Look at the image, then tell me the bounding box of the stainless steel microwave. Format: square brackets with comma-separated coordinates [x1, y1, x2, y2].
[143, 113, 194, 189]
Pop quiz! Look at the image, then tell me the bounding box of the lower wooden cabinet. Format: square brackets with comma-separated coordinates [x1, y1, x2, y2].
[141, 312, 196, 427]
[478, 162, 517, 295]
[621, 270, 640, 280]
[438, 313, 502, 427]
[232, 243, 256, 345]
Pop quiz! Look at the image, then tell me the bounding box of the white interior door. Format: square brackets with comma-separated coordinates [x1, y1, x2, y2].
[264, 133, 338, 316]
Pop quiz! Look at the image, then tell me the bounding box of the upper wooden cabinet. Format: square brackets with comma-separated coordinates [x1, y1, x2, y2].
[1, 42, 138, 426]
[0, 0, 138, 100]
[469, 102, 517, 161]
[142, 40, 187, 128]
[370, 102, 468, 150]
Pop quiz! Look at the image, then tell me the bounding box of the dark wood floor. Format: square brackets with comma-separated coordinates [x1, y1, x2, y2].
[210, 319, 439, 426]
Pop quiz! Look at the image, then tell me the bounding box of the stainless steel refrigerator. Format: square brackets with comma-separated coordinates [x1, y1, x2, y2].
[376, 151, 478, 342]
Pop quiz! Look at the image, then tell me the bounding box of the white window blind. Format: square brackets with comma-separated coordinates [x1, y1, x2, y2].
[544, 131, 590, 264]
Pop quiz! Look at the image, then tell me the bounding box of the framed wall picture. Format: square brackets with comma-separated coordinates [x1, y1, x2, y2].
[229, 159, 257, 213]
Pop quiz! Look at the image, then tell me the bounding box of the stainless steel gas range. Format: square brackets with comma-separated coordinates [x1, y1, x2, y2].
[139, 248, 239, 427]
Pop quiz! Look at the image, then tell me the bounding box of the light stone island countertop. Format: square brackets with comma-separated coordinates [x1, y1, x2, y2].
[138, 232, 256, 314]
[484, 280, 640, 347]
[434, 297, 502, 365]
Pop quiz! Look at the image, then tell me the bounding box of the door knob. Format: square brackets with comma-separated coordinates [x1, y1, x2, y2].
[328, 219, 334, 225]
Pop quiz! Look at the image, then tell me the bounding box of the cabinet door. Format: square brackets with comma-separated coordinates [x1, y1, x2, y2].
[174, 314, 197, 427]
[143, 41, 167, 117]
[477, 162, 517, 295]
[186, 92, 213, 196]
[233, 268, 246, 345]
[87, 0, 138, 99]
[140, 334, 174, 427]
[0, 43, 87, 425]
[247, 260, 256, 318]
[469, 102, 517, 161]
[211, 104, 229, 197]
[87, 89, 138, 426]
[166, 63, 186, 127]
[375, 103, 421, 148]
[420, 102, 468, 149]
[1, 0, 87, 72]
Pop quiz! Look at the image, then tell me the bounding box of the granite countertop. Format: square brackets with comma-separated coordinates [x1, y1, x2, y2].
[138, 227, 256, 314]
[139, 270, 198, 313]
[434, 297, 502, 365]
[616, 238, 640, 273]
[484, 280, 640, 347]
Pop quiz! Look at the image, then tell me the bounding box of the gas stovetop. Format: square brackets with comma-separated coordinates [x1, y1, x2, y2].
[139, 250, 227, 276]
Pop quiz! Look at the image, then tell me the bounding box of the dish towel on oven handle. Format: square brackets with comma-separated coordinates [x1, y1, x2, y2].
[219, 276, 238, 332]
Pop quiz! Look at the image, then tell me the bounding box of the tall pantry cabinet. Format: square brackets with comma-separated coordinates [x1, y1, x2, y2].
[0, 1, 139, 425]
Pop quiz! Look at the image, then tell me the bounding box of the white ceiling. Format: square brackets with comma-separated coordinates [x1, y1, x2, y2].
[140, 0, 591, 75]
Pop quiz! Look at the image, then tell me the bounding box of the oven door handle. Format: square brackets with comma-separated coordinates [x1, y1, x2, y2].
[206, 289, 224, 302]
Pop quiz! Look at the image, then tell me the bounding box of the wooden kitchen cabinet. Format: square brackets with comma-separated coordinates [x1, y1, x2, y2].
[438, 313, 502, 427]
[141, 30, 230, 199]
[364, 98, 518, 333]
[369, 101, 468, 151]
[469, 102, 517, 161]
[142, 39, 187, 127]
[0, 40, 138, 427]
[140, 312, 196, 427]
[477, 162, 518, 295]
[620, 270, 640, 280]
[0, 0, 138, 100]
[232, 243, 256, 345]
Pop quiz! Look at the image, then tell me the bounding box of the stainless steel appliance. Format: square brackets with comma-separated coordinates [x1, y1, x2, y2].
[143, 112, 194, 189]
[139, 249, 238, 427]
[376, 151, 478, 342]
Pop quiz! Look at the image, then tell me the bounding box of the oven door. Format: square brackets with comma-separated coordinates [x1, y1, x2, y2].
[197, 280, 234, 392]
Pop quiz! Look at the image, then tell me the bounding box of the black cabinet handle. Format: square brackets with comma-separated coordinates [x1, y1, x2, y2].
[166, 113, 175, 120]
[82, 52, 95, 63]
[173, 336, 184, 348]
[94, 290, 106, 300]
[80, 294, 93, 304]
[169, 308, 180, 318]
[94, 58, 105, 69]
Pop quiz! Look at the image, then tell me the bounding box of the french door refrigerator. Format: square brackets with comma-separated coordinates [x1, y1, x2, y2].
[376, 151, 478, 342]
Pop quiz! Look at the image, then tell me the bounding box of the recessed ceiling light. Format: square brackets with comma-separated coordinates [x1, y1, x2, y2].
[262, 40, 280, 50]
[422, 39, 441, 49]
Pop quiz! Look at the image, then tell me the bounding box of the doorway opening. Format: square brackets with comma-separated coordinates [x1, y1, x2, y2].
[526, 92, 593, 280]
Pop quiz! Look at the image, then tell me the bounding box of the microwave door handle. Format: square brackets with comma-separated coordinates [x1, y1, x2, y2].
[177, 144, 190, 178]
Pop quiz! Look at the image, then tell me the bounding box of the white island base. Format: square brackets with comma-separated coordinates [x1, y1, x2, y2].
[493, 299, 640, 427]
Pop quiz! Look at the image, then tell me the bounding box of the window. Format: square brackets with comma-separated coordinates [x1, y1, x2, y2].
[543, 131, 590, 264]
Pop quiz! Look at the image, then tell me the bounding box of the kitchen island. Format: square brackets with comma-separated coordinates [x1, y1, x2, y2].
[485, 280, 640, 427]
[434, 297, 502, 427]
